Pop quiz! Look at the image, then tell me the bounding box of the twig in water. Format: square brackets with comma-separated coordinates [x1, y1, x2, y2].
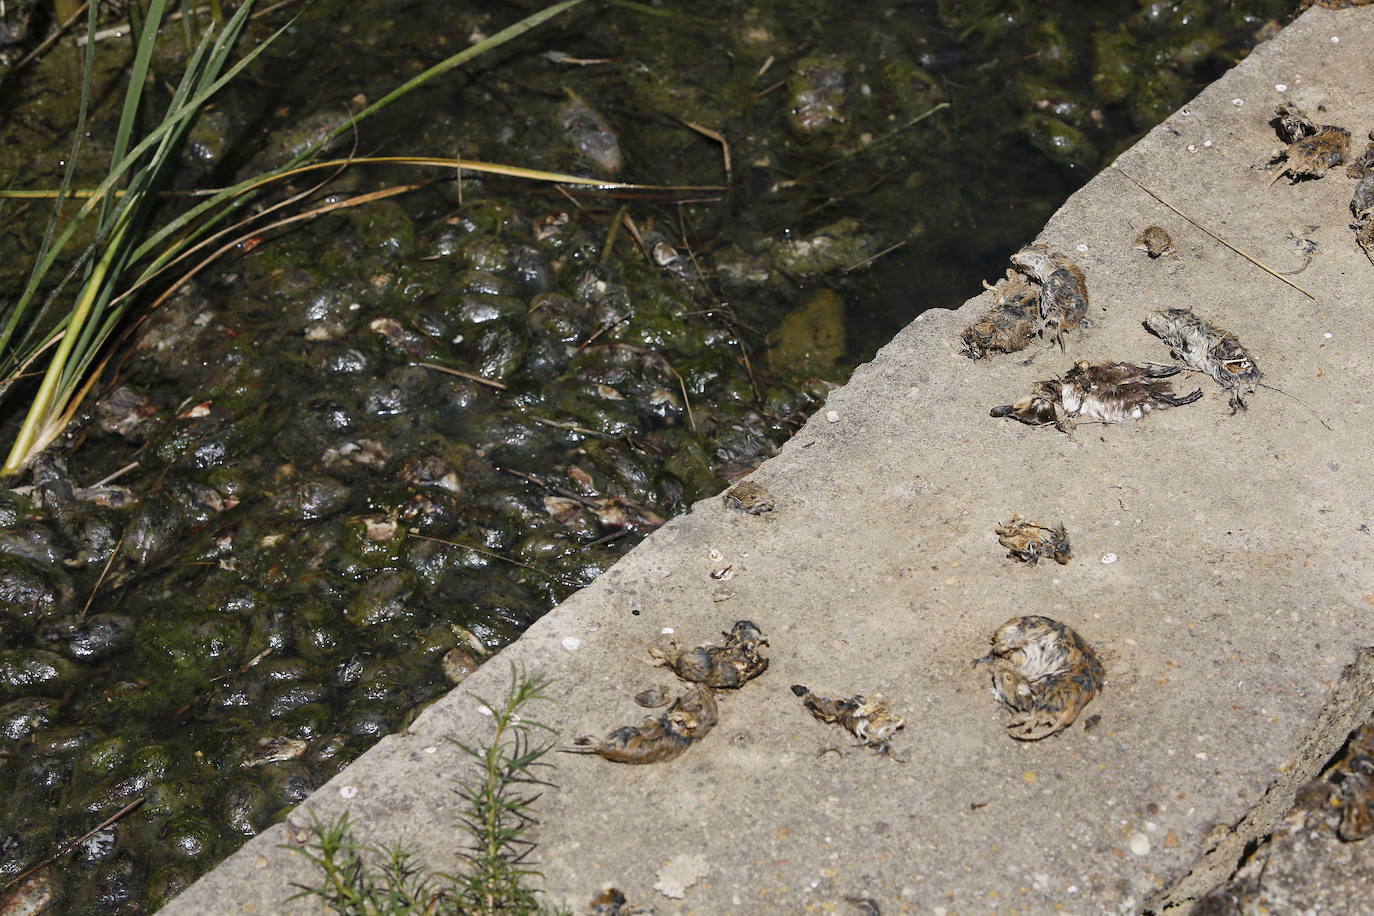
[845, 239, 907, 272]
[1113, 166, 1317, 301]
[678, 118, 732, 185]
[2, 797, 145, 891]
[414, 362, 508, 390]
[406, 532, 579, 589]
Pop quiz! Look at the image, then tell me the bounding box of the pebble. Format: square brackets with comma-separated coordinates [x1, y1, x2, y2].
[1129, 833, 1151, 856]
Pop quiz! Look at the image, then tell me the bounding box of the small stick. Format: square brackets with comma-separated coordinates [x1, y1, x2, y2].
[1113, 166, 1317, 301]
[90, 460, 140, 488]
[414, 362, 507, 390]
[678, 118, 732, 185]
[2, 797, 144, 891]
[406, 532, 579, 588]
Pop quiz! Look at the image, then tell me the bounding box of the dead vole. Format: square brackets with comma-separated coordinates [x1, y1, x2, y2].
[975, 615, 1104, 741]
[995, 515, 1071, 565]
[791, 684, 906, 756]
[1267, 103, 1350, 185]
[649, 619, 769, 689]
[1143, 308, 1260, 412]
[990, 361, 1201, 431]
[568, 685, 718, 764]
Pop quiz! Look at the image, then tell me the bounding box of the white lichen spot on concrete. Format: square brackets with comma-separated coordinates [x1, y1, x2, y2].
[1275, 83, 1288, 92]
[1129, 833, 1151, 856]
[654, 853, 708, 899]
[1101, 553, 1118, 564]
[561, 636, 582, 652]
[339, 785, 358, 799]
[826, 410, 839, 423]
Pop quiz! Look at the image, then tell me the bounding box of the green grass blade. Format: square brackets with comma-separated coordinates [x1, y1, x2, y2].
[0, 1, 101, 365]
[321, 0, 587, 150]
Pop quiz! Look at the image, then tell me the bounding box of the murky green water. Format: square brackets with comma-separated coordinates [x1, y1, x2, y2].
[0, 0, 1298, 911]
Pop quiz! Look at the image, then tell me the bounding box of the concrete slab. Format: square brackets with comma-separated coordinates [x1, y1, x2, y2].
[164, 7, 1374, 915]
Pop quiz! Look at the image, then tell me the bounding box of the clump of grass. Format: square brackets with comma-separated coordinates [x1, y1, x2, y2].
[290, 667, 570, 916]
[0, 0, 590, 478]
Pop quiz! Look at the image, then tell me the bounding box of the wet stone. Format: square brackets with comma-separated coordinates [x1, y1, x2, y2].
[274, 475, 351, 521]
[0, 649, 79, 701]
[53, 614, 137, 662]
[0, 553, 67, 622]
[0, 696, 60, 745]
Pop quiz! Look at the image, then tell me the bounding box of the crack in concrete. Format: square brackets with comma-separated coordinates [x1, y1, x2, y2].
[1146, 647, 1374, 914]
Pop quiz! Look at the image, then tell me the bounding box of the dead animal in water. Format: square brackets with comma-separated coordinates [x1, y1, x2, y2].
[1010, 244, 1089, 350]
[975, 615, 1104, 741]
[1267, 103, 1349, 185]
[650, 619, 769, 689]
[791, 684, 906, 756]
[990, 361, 1202, 431]
[1143, 308, 1260, 412]
[995, 515, 1071, 565]
[568, 685, 718, 764]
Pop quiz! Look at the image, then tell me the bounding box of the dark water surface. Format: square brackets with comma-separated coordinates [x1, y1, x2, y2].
[0, 0, 1296, 911]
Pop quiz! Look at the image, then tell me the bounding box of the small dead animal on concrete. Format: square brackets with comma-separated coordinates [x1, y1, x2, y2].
[995, 515, 1071, 565]
[791, 684, 907, 756]
[588, 887, 656, 915]
[723, 479, 775, 514]
[1134, 226, 1173, 259]
[649, 619, 769, 689]
[1142, 308, 1261, 412]
[990, 361, 1202, 431]
[961, 269, 1041, 358]
[975, 615, 1104, 741]
[1009, 244, 1090, 351]
[1267, 103, 1350, 185]
[567, 685, 718, 764]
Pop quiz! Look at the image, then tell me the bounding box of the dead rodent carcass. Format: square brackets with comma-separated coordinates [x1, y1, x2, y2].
[1009, 244, 1089, 350]
[961, 269, 1041, 358]
[568, 685, 718, 764]
[995, 515, 1071, 565]
[1267, 102, 1350, 185]
[1142, 308, 1260, 412]
[990, 360, 1201, 431]
[975, 615, 1104, 741]
[649, 619, 769, 689]
[961, 245, 1089, 357]
[791, 684, 906, 756]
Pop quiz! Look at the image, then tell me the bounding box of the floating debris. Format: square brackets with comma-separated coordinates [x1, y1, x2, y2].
[569, 686, 718, 765]
[975, 616, 1104, 741]
[1143, 308, 1261, 412]
[559, 88, 624, 176]
[1134, 226, 1173, 259]
[990, 361, 1201, 431]
[995, 515, 1071, 565]
[791, 684, 906, 755]
[649, 620, 769, 689]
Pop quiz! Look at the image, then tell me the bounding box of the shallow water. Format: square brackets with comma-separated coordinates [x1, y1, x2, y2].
[0, 0, 1297, 911]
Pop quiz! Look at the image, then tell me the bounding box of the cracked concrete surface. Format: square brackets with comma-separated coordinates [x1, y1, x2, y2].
[164, 7, 1374, 915]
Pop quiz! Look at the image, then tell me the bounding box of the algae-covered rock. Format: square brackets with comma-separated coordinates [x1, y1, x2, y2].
[1021, 112, 1099, 171]
[757, 218, 880, 278]
[766, 289, 847, 373]
[0, 649, 79, 701]
[1092, 27, 1138, 104]
[788, 56, 848, 135]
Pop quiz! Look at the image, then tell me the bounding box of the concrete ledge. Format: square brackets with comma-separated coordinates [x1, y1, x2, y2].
[166, 7, 1374, 914]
